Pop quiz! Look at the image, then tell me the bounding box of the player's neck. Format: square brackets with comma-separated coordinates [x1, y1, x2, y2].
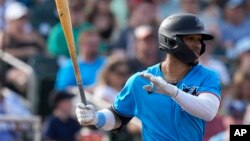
[162, 55, 192, 83]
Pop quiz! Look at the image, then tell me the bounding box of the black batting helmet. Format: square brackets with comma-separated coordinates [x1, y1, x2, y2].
[158, 13, 214, 65]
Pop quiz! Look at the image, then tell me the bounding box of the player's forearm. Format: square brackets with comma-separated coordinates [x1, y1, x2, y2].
[95, 109, 121, 130]
[173, 90, 220, 121]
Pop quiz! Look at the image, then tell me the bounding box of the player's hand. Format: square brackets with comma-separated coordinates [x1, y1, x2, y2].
[140, 72, 178, 97]
[75, 103, 98, 126]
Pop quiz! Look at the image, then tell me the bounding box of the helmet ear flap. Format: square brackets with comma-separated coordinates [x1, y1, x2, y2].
[159, 35, 168, 51]
[159, 34, 178, 51]
[168, 38, 177, 48]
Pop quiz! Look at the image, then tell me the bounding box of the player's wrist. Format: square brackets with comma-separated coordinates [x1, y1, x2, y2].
[172, 88, 179, 98]
[163, 83, 178, 97]
[95, 111, 104, 128]
[94, 109, 116, 130]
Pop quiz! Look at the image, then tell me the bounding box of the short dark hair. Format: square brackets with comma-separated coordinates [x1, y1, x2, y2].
[227, 100, 247, 119]
[50, 91, 75, 109]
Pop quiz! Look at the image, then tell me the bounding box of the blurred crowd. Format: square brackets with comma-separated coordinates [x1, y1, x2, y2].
[0, 0, 250, 141]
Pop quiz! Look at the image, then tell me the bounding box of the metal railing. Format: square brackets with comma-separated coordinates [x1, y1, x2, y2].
[0, 115, 42, 141]
[0, 49, 39, 114]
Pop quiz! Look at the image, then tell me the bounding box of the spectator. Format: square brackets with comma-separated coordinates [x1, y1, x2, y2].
[246, 0, 250, 15]
[110, 0, 128, 28]
[113, 2, 159, 58]
[203, 113, 225, 141]
[79, 127, 110, 141]
[55, 29, 106, 93]
[178, 0, 202, 15]
[16, 0, 33, 7]
[218, 0, 250, 59]
[30, 0, 59, 39]
[209, 100, 247, 141]
[243, 103, 250, 124]
[0, 79, 32, 141]
[231, 69, 250, 102]
[111, 0, 154, 28]
[233, 36, 250, 71]
[153, 0, 180, 21]
[129, 24, 163, 73]
[42, 91, 81, 141]
[200, 0, 223, 30]
[47, 0, 92, 58]
[200, 39, 231, 86]
[179, 0, 222, 40]
[94, 53, 131, 103]
[0, 0, 12, 30]
[0, 1, 46, 96]
[1, 1, 46, 60]
[0, 0, 5, 30]
[87, 0, 119, 54]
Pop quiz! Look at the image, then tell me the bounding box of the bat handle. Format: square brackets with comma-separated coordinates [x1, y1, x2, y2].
[77, 81, 87, 105]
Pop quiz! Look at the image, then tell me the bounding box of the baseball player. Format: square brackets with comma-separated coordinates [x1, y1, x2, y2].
[75, 13, 221, 141]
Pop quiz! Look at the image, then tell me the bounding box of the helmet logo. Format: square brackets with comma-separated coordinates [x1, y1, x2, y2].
[195, 17, 203, 28]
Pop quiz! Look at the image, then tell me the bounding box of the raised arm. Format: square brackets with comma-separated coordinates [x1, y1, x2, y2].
[141, 72, 220, 121]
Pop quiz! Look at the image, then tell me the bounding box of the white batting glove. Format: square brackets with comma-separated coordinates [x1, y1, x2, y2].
[140, 72, 179, 97]
[75, 103, 98, 126]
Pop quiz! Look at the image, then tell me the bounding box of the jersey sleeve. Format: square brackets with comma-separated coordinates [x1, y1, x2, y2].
[113, 73, 138, 117]
[198, 70, 221, 99]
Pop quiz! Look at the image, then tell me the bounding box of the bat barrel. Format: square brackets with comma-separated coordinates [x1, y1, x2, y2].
[55, 0, 87, 105]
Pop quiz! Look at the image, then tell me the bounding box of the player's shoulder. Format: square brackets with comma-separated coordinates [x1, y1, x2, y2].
[195, 64, 220, 78]
[145, 63, 161, 73]
[196, 64, 218, 73]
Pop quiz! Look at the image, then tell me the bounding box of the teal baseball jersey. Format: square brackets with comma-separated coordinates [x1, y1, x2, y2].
[113, 63, 221, 141]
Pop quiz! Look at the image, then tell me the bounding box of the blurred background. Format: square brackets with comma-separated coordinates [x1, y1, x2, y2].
[0, 0, 250, 141]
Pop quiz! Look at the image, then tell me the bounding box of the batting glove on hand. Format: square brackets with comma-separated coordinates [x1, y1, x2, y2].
[75, 103, 98, 126]
[140, 72, 179, 97]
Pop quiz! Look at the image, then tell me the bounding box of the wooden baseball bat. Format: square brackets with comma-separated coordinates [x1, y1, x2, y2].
[55, 0, 87, 105]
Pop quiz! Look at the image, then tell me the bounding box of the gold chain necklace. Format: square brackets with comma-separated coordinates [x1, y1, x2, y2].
[163, 66, 192, 84]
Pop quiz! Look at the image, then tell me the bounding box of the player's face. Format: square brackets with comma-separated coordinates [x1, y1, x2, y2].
[79, 33, 100, 58]
[182, 34, 202, 58]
